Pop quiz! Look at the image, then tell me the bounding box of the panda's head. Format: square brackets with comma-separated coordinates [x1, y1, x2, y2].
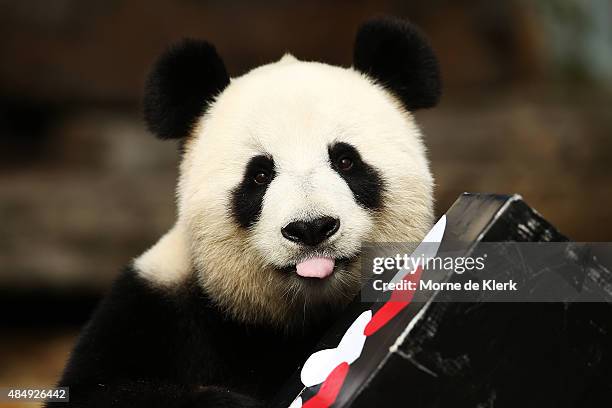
[139, 17, 440, 327]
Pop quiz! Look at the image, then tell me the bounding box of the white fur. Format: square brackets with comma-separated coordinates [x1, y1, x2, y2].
[136, 54, 434, 325]
[134, 222, 191, 287]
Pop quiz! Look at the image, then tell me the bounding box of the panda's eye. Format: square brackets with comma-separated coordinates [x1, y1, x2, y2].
[336, 157, 354, 171]
[253, 171, 270, 185]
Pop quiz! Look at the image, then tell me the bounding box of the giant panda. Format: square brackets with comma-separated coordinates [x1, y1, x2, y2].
[49, 16, 441, 408]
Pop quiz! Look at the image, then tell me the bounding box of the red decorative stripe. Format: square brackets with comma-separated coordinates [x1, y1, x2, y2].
[363, 266, 423, 336]
[302, 362, 350, 408]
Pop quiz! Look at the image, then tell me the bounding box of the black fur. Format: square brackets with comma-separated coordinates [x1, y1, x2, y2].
[231, 155, 276, 229]
[143, 39, 229, 140]
[328, 142, 384, 210]
[46, 267, 326, 408]
[353, 16, 441, 111]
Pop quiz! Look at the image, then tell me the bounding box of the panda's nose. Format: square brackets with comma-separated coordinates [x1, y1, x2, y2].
[281, 216, 340, 246]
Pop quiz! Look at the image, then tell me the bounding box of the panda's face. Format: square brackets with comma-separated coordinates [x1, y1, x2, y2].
[177, 57, 433, 325]
[138, 17, 441, 326]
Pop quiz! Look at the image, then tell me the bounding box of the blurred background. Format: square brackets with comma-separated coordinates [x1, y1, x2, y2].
[1, 1, 611, 405]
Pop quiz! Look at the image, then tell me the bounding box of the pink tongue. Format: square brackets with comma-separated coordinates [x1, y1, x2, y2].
[296, 257, 335, 279]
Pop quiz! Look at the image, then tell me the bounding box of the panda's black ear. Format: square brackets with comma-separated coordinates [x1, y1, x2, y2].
[144, 39, 229, 140]
[353, 16, 441, 111]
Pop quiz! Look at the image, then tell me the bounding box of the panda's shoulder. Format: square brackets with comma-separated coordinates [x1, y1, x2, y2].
[60, 266, 218, 384]
[97, 265, 216, 327]
[77, 266, 209, 350]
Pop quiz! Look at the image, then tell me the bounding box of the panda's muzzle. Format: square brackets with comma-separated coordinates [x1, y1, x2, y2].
[281, 216, 340, 247]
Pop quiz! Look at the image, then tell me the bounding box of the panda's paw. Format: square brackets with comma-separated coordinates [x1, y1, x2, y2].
[186, 386, 263, 408]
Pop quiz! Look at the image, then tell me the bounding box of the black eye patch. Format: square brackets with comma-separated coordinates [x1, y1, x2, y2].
[231, 155, 276, 229]
[328, 142, 384, 210]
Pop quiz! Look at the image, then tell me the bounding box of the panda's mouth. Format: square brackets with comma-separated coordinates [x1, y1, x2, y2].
[295, 256, 335, 278]
[279, 256, 356, 280]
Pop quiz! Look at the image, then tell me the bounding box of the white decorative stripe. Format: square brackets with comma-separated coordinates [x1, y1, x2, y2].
[300, 310, 372, 387]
